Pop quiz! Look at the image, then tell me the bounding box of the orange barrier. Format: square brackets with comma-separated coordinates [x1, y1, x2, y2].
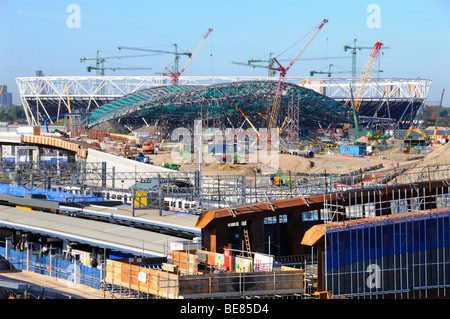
[22, 135, 87, 158]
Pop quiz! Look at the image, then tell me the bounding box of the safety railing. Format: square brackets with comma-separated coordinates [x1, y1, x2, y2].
[104, 258, 306, 299]
[322, 179, 450, 299]
[0, 246, 102, 290]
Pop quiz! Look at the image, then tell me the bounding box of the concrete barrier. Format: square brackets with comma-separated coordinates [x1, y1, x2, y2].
[86, 149, 172, 176]
[0, 132, 22, 144]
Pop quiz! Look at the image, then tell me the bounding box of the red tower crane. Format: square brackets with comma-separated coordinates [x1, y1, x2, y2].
[267, 19, 328, 140]
[164, 28, 213, 85]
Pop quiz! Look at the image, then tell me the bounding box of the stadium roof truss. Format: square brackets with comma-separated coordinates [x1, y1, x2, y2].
[16, 76, 431, 128]
[88, 80, 353, 128]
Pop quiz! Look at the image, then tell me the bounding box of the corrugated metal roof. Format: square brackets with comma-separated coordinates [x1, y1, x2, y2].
[0, 204, 187, 257]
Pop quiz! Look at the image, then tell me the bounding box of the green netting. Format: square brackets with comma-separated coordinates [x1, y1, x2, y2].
[89, 82, 350, 126]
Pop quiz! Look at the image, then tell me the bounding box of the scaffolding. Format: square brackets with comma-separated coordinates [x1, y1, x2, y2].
[2, 159, 450, 215]
[322, 177, 450, 299]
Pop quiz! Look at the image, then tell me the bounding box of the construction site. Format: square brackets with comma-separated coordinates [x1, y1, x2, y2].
[0, 18, 448, 301]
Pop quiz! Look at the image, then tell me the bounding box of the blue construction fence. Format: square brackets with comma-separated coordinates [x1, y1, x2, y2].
[324, 211, 450, 297]
[0, 183, 104, 203]
[0, 247, 102, 290]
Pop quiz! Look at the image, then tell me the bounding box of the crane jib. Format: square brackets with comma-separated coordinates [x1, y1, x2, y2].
[267, 19, 328, 137]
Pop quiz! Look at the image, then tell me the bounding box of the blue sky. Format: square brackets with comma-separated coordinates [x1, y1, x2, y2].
[1, 0, 449, 105]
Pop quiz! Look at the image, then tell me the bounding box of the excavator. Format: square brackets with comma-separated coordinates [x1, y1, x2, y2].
[142, 140, 155, 153]
[403, 127, 430, 145]
[124, 148, 151, 163]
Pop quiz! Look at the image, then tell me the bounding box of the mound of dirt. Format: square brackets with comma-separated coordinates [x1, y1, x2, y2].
[411, 143, 450, 168]
[398, 143, 450, 180]
[92, 120, 130, 134]
[277, 154, 314, 172]
[217, 164, 240, 171]
[386, 137, 402, 145]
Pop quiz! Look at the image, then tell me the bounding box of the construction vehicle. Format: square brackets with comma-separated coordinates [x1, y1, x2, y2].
[403, 126, 431, 146]
[135, 154, 151, 163]
[267, 19, 328, 140]
[404, 127, 430, 142]
[270, 172, 296, 187]
[162, 163, 181, 170]
[159, 139, 165, 150]
[142, 140, 155, 153]
[124, 149, 151, 163]
[124, 148, 134, 159]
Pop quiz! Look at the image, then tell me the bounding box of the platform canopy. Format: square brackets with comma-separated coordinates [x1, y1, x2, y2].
[88, 80, 352, 127]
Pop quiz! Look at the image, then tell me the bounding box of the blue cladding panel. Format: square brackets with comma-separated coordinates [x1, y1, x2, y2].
[326, 212, 450, 272]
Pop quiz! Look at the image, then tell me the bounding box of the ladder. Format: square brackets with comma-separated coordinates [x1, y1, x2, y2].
[243, 229, 252, 258]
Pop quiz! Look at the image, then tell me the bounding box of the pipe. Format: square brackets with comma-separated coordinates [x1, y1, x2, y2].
[297, 150, 314, 158]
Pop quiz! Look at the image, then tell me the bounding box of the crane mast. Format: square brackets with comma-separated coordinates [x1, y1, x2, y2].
[267, 19, 328, 140]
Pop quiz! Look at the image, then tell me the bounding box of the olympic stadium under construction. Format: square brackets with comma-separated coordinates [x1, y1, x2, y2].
[16, 75, 431, 133]
[6, 73, 450, 300]
[5, 22, 448, 300]
[9, 41, 444, 300]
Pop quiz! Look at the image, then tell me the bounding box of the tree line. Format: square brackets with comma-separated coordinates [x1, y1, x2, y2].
[0, 105, 26, 123]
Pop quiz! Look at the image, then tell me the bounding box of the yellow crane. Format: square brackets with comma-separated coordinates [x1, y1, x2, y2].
[65, 83, 72, 114]
[0, 83, 5, 106]
[351, 42, 384, 112]
[348, 42, 384, 139]
[234, 104, 260, 144]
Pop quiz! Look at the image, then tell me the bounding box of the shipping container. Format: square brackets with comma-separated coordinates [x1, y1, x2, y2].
[339, 145, 367, 156]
